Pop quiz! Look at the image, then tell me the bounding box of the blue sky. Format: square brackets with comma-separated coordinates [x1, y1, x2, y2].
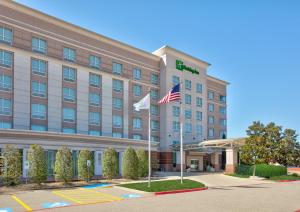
[16, 0, 300, 138]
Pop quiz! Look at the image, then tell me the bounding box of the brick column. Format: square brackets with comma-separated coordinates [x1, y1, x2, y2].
[225, 148, 238, 174]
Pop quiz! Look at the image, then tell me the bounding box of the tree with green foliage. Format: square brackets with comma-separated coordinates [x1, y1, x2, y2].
[78, 149, 94, 182]
[102, 148, 118, 180]
[27, 144, 47, 184]
[122, 147, 139, 179]
[136, 149, 148, 178]
[1, 145, 22, 185]
[54, 147, 73, 184]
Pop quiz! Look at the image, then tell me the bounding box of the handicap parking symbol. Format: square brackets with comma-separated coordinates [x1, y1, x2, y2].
[0, 208, 13, 212]
[42, 202, 70, 208]
[121, 194, 142, 199]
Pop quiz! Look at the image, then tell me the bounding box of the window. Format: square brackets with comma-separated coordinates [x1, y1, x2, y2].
[0, 98, 11, 115]
[0, 50, 12, 68]
[220, 131, 227, 139]
[219, 106, 226, 115]
[196, 83, 202, 93]
[133, 68, 141, 80]
[89, 93, 100, 106]
[89, 130, 101, 136]
[208, 128, 214, 138]
[31, 103, 46, 119]
[185, 123, 192, 133]
[31, 58, 46, 76]
[220, 119, 227, 127]
[208, 91, 214, 100]
[113, 115, 122, 128]
[185, 109, 192, 119]
[89, 55, 101, 69]
[113, 97, 123, 110]
[151, 136, 159, 142]
[133, 85, 142, 96]
[173, 121, 180, 132]
[133, 118, 142, 129]
[89, 73, 101, 87]
[172, 76, 180, 86]
[151, 105, 159, 116]
[196, 97, 202, 107]
[32, 37, 47, 54]
[63, 66, 76, 82]
[196, 125, 203, 136]
[185, 94, 191, 105]
[31, 124, 46, 131]
[0, 121, 12, 129]
[113, 79, 123, 92]
[185, 80, 191, 90]
[151, 120, 159, 131]
[208, 116, 214, 125]
[89, 112, 100, 125]
[63, 87, 76, 102]
[150, 89, 158, 100]
[63, 47, 76, 62]
[151, 73, 159, 85]
[63, 108, 75, 122]
[112, 132, 122, 138]
[62, 128, 76, 134]
[112, 62, 122, 75]
[220, 95, 226, 103]
[172, 106, 180, 117]
[32, 81, 46, 97]
[133, 134, 142, 140]
[0, 75, 12, 91]
[0, 27, 12, 44]
[208, 103, 214, 112]
[196, 111, 202, 121]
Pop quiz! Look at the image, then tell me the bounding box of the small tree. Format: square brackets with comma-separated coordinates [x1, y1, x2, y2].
[28, 144, 47, 185]
[1, 145, 22, 185]
[102, 148, 118, 180]
[136, 149, 148, 178]
[78, 149, 94, 182]
[122, 147, 139, 180]
[54, 147, 73, 184]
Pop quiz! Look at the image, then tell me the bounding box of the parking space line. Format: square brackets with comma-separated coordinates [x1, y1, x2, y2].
[11, 195, 32, 211]
[79, 188, 122, 201]
[52, 191, 81, 204]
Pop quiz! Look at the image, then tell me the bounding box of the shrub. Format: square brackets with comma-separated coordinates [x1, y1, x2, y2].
[27, 144, 47, 184]
[136, 149, 148, 178]
[236, 164, 287, 178]
[102, 148, 118, 180]
[54, 147, 73, 184]
[122, 147, 139, 180]
[78, 149, 94, 182]
[1, 145, 22, 186]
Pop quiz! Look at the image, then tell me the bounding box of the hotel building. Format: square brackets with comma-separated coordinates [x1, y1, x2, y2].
[0, 0, 228, 178]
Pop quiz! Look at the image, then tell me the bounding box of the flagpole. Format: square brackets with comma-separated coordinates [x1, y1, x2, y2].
[180, 82, 183, 184]
[148, 101, 151, 188]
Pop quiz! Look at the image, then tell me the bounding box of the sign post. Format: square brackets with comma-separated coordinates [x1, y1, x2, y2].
[87, 160, 91, 182]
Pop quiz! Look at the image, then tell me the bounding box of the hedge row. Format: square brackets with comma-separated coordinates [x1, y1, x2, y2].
[236, 164, 287, 178]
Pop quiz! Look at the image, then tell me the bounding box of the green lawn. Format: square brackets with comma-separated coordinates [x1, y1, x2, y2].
[117, 179, 205, 192]
[269, 175, 300, 181]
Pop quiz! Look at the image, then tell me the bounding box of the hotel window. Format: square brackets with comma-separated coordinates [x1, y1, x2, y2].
[32, 37, 47, 54]
[208, 128, 214, 138]
[172, 76, 180, 86]
[113, 115, 122, 128]
[208, 116, 214, 125]
[0, 50, 12, 68]
[151, 136, 159, 142]
[32, 81, 46, 97]
[133, 118, 142, 129]
[220, 119, 227, 127]
[208, 91, 214, 100]
[185, 123, 192, 133]
[196, 111, 202, 121]
[63, 47, 76, 62]
[196, 125, 203, 136]
[220, 131, 227, 139]
[151, 120, 159, 131]
[113, 79, 123, 92]
[63, 66, 76, 82]
[31, 103, 46, 119]
[89, 130, 101, 136]
[32, 58, 46, 76]
[185, 109, 192, 119]
[196, 97, 202, 107]
[62, 128, 76, 134]
[89, 112, 101, 125]
[63, 87, 76, 102]
[0, 98, 11, 115]
[151, 73, 159, 85]
[172, 106, 180, 117]
[185, 94, 191, 105]
[150, 89, 158, 100]
[220, 95, 226, 103]
[219, 106, 226, 115]
[173, 121, 180, 132]
[0, 27, 12, 45]
[89, 93, 100, 106]
[0, 121, 12, 129]
[63, 108, 75, 122]
[151, 104, 159, 116]
[133, 68, 141, 80]
[0, 75, 12, 91]
[113, 97, 123, 110]
[112, 132, 122, 138]
[208, 103, 214, 112]
[89, 55, 101, 69]
[89, 73, 101, 87]
[196, 83, 202, 93]
[133, 85, 142, 96]
[133, 134, 142, 140]
[112, 62, 122, 75]
[31, 124, 46, 131]
[185, 80, 191, 90]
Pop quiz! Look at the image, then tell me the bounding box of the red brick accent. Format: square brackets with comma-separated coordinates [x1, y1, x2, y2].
[225, 164, 235, 174]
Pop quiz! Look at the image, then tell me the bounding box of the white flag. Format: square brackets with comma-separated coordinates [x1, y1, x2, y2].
[134, 93, 150, 111]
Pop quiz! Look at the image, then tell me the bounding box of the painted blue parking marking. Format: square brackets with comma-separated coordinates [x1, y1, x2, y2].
[121, 194, 143, 199]
[0, 208, 13, 212]
[82, 183, 112, 189]
[42, 202, 70, 208]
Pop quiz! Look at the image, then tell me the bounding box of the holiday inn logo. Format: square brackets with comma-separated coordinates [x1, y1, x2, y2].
[176, 60, 199, 75]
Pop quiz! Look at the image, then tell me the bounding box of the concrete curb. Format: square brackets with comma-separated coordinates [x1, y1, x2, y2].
[154, 187, 208, 195]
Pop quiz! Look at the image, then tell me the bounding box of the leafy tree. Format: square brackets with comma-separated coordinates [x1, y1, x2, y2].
[122, 147, 139, 179]
[54, 147, 73, 184]
[1, 145, 22, 185]
[27, 144, 47, 184]
[136, 149, 148, 178]
[102, 148, 118, 180]
[78, 149, 94, 182]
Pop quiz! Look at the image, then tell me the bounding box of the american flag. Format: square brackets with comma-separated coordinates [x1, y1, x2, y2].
[158, 83, 181, 104]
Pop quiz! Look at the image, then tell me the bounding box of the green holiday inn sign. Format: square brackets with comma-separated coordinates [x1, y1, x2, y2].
[176, 60, 199, 75]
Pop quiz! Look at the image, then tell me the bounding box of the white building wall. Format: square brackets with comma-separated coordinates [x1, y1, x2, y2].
[101, 75, 112, 137]
[123, 80, 129, 138]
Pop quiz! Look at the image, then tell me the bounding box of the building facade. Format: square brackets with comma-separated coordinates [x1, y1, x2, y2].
[0, 0, 228, 177]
